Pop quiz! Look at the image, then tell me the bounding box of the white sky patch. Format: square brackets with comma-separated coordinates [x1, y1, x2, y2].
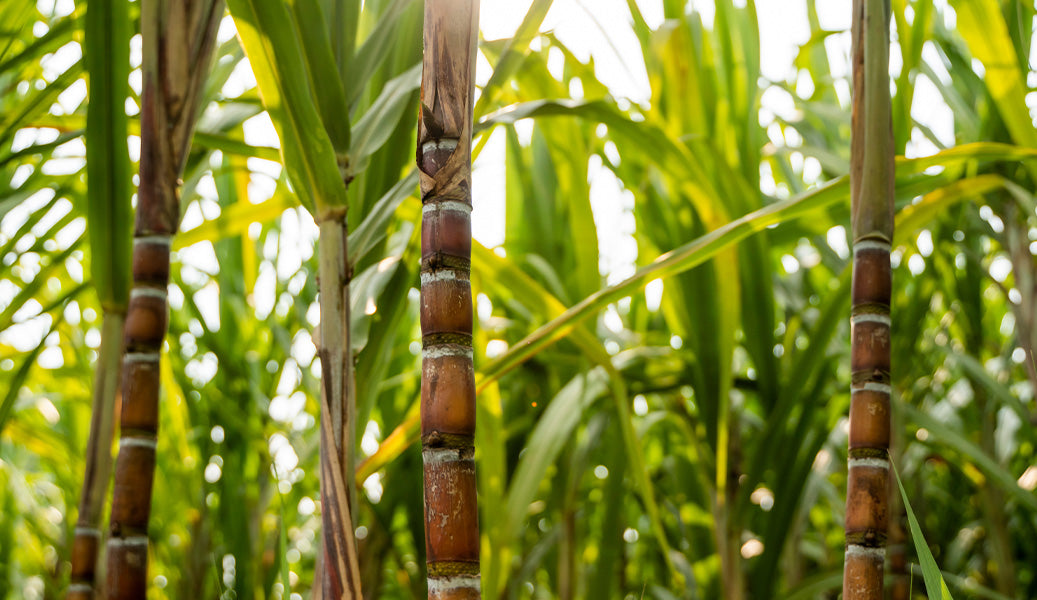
[757, 1, 811, 82]
[645, 278, 663, 312]
[827, 226, 850, 259]
[472, 128, 506, 247]
[41, 40, 80, 83]
[361, 420, 381, 457]
[269, 433, 300, 473]
[589, 155, 637, 282]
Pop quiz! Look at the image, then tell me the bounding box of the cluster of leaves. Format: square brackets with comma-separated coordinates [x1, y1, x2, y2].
[0, 0, 1035, 599]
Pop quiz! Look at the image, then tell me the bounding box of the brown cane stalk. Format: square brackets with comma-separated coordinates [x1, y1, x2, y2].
[417, 1, 481, 598]
[843, 0, 895, 598]
[68, 314, 124, 600]
[105, 2, 223, 596]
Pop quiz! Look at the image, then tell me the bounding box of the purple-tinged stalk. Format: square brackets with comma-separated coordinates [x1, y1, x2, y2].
[417, 1, 481, 598]
[105, 2, 223, 596]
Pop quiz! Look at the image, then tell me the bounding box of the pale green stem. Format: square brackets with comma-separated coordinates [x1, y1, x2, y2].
[317, 217, 357, 520]
[78, 311, 125, 526]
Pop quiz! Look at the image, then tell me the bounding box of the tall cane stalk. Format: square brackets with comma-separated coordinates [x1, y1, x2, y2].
[105, 2, 223, 596]
[417, 1, 481, 598]
[67, 0, 132, 596]
[843, 0, 894, 598]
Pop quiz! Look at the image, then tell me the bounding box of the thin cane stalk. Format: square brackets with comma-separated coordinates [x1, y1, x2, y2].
[68, 0, 131, 595]
[316, 216, 363, 599]
[843, 1, 895, 598]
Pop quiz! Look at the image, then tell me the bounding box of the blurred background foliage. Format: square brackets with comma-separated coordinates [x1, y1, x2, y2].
[1, 0, 1036, 598]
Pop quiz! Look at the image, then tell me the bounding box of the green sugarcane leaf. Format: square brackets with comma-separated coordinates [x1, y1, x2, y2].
[891, 460, 955, 600]
[0, 131, 79, 170]
[783, 570, 844, 599]
[349, 62, 421, 173]
[84, 0, 131, 311]
[502, 369, 609, 544]
[950, 0, 1037, 152]
[939, 570, 1016, 600]
[939, 348, 1031, 424]
[192, 131, 280, 162]
[586, 431, 628, 598]
[476, 0, 554, 115]
[0, 241, 81, 334]
[893, 174, 1007, 245]
[894, 142, 1037, 177]
[903, 404, 1037, 513]
[0, 61, 83, 148]
[345, 0, 418, 110]
[348, 228, 408, 355]
[477, 175, 845, 384]
[0, 12, 76, 76]
[227, 0, 348, 215]
[475, 380, 507, 600]
[364, 142, 1037, 480]
[0, 307, 68, 438]
[175, 188, 295, 250]
[348, 169, 418, 268]
[289, 0, 351, 152]
[0, 3, 34, 62]
[325, 0, 360, 80]
[0, 182, 62, 222]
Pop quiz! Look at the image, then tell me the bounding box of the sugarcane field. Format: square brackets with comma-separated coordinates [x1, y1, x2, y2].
[3, 0, 1037, 598]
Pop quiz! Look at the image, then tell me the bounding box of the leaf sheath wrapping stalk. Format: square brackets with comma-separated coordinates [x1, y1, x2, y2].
[844, 1, 894, 599]
[106, 1, 224, 597]
[69, 313, 125, 600]
[418, 1, 481, 598]
[317, 219, 364, 599]
[71, 0, 132, 593]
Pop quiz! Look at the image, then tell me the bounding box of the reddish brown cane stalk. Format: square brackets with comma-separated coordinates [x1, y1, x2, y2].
[843, 0, 895, 598]
[105, 2, 223, 596]
[417, 1, 481, 598]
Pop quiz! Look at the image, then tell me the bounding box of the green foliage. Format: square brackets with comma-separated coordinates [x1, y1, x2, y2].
[1, 1, 1035, 599]
[893, 460, 955, 599]
[83, 0, 131, 311]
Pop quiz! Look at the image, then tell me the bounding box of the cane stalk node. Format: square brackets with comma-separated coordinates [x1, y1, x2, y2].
[851, 370, 890, 385]
[427, 561, 480, 578]
[845, 530, 888, 548]
[423, 333, 473, 347]
[421, 254, 471, 272]
[850, 303, 890, 315]
[422, 432, 474, 451]
[848, 447, 888, 460]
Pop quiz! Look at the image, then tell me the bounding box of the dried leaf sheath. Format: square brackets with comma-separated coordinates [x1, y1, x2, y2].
[418, 1, 481, 598]
[317, 217, 363, 599]
[843, 1, 894, 598]
[105, 2, 223, 597]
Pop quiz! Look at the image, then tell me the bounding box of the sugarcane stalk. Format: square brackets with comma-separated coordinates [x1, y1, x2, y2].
[68, 0, 132, 595]
[105, 2, 223, 596]
[417, 1, 481, 598]
[843, 0, 894, 598]
[68, 314, 125, 600]
[316, 214, 363, 599]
